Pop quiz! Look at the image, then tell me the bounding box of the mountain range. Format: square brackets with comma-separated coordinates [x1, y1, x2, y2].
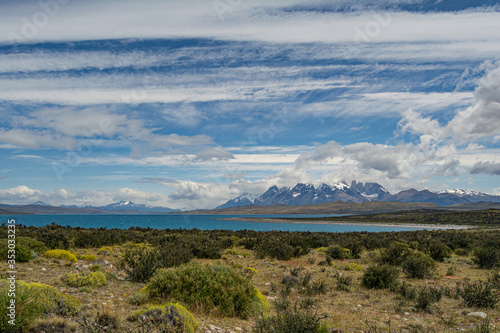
[217, 181, 500, 209]
[0, 201, 178, 215]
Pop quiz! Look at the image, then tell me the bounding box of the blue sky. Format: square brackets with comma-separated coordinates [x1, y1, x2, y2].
[0, 0, 499, 209]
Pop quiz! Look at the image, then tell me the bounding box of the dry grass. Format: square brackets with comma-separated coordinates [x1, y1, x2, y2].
[2, 245, 499, 332]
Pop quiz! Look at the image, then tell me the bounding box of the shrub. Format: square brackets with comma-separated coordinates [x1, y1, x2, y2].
[11, 244, 32, 262]
[94, 306, 123, 330]
[473, 247, 500, 269]
[146, 262, 269, 319]
[253, 298, 328, 333]
[77, 307, 123, 332]
[428, 241, 452, 262]
[290, 266, 303, 277]
[256, 238, 294, 260]
[158, 242, 193, 268]
[334, 273, 353, 292]
[118, 245, 160, 282]
[78, 254, 97, 262]
[45, 249, 78, 263]
[62, 272, 107, 288]
[326, 245, 350, 260]
[458, 280, 499, 309]
[126, 291, 150, 306]
[31, 316, 77, 333]
[402, 254, 436, 279]
[379, 242, 412, 266]
[0, 237, 47, 262]
[342, 262, 363, 271]
[129, 302, 199, 333]
[282, 275, 300, 289]
[244, 266, 258, 278]
[397, 281, 417, 300]
[0, 280, 80, 331]
[362, 265, 399, 289]
[414, 286, 442, 312]
[98, 246, 113, 253]
[303, 280, 327, 296]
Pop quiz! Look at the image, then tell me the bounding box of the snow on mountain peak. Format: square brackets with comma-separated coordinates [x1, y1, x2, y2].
[438, 189, 486, 197]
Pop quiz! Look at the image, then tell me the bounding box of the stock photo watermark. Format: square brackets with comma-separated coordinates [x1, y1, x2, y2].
[7, 0, 73, 43]
[354, 13, 391, 42]
[5, 219, 17, 326]
[213, 0, 244, 20]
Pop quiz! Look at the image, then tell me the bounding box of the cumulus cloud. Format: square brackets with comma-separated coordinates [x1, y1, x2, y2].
[470, 162, 500, 176]
[138, 177, 237, 209]
[446, 65, 500, 142]
[0, 185, 172, 207]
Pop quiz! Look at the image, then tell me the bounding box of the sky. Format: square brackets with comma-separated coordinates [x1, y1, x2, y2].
[0, 0, 499, 210]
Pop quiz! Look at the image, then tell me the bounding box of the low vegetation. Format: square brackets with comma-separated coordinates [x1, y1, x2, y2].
[44, 249, 78, 262]
[0, 221, 499, 332]
[145, 262, 269, 319]
[62, 271, 107, 288]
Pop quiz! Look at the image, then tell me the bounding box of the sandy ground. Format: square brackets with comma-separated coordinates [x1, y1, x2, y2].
[218, 217, 473, 230]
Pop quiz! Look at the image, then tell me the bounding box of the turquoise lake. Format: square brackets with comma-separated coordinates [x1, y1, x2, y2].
[6, 214, 424, 232]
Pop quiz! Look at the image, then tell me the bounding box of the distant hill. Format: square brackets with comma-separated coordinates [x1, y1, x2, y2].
[0, 201, 178, 215]
[298, 208, 500, 227]
[185, 201, 500, 215]
[98, 201, 179, 213]
[187, 201, 440, 215]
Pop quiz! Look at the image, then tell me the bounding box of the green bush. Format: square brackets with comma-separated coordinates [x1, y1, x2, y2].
[1, 237, 48, 263]
[78, 254, 97, 262]
[158, 242, 193, 268]
[402, 254, 436, 279]
[414, 286, 442, 312]
[129, 302, 199, 333]
[44, 249, 78, 263]
[473, 247, 500, 269]
[428, 241, 452, 262]
[62, 272, 107, 288]
[0, 280, 80, 332]
[146, 262, 269, 319]
[255, 238, 294, 260]
[325, 245, 350, 260]
[458, 280, 499, 309]
[126, 291, 150, 306]
[98, 246, 113, 253]
[362, 265, 399, 289]
[334, 273, 353, 292]
[118, 245, 160, 283]
[379, 242, 412, 266]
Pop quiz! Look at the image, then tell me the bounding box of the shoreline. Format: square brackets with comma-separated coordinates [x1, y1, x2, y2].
[218, 217, 472, 230]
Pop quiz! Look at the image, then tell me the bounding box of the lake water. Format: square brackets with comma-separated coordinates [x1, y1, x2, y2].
[6, 214, 424, 233]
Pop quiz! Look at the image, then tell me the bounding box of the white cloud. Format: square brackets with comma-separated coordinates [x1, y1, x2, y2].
[0, 107, 215, 153]
[195, 147, 234, 161]
[446, 65, 500, 143]
[2, 1, 500, 45]
[0, 185, 173, 207]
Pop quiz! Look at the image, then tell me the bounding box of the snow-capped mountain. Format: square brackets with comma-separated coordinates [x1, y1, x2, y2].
[216, 193, 257, 209]
[350, 180, 391, 201]
[384, 189, 500, 206]
[217, 181, 390, 208]
[32, 201, 51, 206]
[98, 201, 179, 213]
[217, 182, 500, 209]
